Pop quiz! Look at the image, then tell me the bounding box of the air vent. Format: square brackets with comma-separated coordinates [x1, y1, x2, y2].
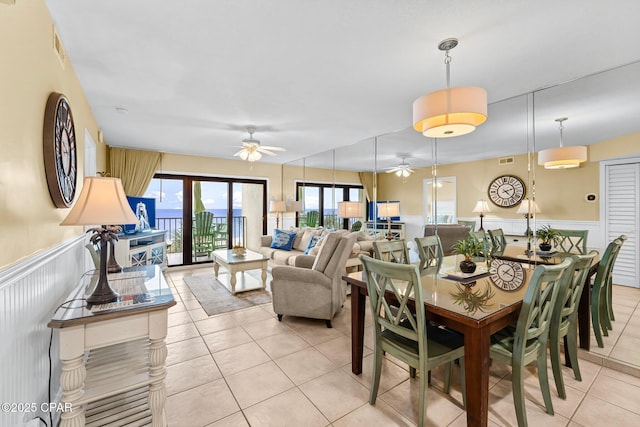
[53, 26, 66, 67]
[498, 156, 515, 165]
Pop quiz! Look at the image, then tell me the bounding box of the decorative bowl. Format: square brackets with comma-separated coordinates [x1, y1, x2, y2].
[232, 247, 246, 257]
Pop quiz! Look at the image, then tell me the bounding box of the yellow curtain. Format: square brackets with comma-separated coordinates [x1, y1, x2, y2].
[109, 148, 162, 196]
[359, 172, 374, 202]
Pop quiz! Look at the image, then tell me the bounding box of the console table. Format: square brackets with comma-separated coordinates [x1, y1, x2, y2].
[48, 265, 175, 427]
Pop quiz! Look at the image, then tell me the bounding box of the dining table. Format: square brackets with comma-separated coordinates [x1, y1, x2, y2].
[344, 245, 598, 427]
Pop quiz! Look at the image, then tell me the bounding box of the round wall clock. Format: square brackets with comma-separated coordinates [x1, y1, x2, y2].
[43, 92, 77, 208]
[488, 175, 525, 208]
[489, 259, 526, 291]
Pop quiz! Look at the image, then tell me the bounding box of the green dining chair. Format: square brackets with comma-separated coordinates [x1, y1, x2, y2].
[555, 229, 588, 254]
[591, 235, 626, 347]
[488, 228, 507, 255]
[373, 239, 410, 264]
[458, 220, 476, 232]
[359, 255, 466, 427]
[490, 258, 572, 427]
[414, 235, 444, 276]
[549, 251, 597, 399]
[605, 234, 627, 328]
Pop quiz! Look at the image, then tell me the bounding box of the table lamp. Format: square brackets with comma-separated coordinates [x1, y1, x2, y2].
[338, 201, 363, 230]
[269, 200, 287, 229]
[61, 177, 138, 305]
[516, 200, 541, 237]
[472, 200, 490, 231]
[377, 202, 400, 240]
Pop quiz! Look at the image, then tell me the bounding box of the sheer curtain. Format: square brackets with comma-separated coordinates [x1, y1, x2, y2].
[109, 148, 162, 196]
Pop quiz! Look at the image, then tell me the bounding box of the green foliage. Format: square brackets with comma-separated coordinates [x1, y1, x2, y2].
[451, 237, 484, 261]
[535, 224, 561, 245]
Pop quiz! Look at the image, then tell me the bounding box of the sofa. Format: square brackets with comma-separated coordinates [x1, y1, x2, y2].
[259, 228, 375, 268]
[422, 224, 472, 256]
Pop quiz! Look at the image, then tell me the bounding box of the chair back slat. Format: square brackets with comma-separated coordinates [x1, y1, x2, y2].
[555, 229, 588, 254]
[373, 240, 410, 264]
[414, 236, 444, 275]
[488, 228, 507, 255]
[515, 258, 572, 356]
[360, 255, 425, 344]
[468, 231, 491, 261]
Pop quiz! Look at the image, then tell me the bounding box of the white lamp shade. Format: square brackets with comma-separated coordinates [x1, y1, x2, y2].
[472, 200, 491, 214]
[338, 201, 362, 218]
[517, 200, 542, 214]
[377, 202, 400, 218]
[269, 200, 287, 213]
[288, 201, 303, 212]
[538, 145, 588, 169]
[60, 177, 138, 226]
[413, 86, 488, 138]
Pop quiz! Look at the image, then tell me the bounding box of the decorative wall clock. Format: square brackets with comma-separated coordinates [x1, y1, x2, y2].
[488, 174, 525, 208]
[43, 92, 77, 208]
[489, 259, 526, 291]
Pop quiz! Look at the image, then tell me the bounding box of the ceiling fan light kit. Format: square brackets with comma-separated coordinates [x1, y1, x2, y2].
[413, 38, 487, 138]
[233, 126, 285, 162]
[385, 156, 415, 179]
[538, 117, 588, 169]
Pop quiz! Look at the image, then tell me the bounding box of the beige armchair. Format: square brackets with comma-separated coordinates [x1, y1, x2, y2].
[271, 233, 357, 328]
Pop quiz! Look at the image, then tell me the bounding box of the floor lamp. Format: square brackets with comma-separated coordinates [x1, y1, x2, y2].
[377, 202, 400, 241]
[472, 200, 490, 231]
[60, 177, 139, 305]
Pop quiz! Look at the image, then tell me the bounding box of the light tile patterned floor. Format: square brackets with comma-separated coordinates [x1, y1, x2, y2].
[163, 265, 640, 426]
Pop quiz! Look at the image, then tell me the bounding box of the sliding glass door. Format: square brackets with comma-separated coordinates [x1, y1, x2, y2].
[145, 174, 266, 266]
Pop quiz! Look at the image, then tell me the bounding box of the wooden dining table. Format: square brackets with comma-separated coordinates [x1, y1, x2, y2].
[344, 245, 598, 427]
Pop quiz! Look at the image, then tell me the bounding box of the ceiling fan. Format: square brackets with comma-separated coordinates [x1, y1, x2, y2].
[233, 126, 285, 162]
[385, 157, 415, 177]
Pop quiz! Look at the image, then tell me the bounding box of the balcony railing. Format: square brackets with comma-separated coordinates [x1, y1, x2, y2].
[156, 216, 247, 254]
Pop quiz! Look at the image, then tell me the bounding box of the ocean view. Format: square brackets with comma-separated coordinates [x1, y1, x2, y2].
[156, 209, 242, 219]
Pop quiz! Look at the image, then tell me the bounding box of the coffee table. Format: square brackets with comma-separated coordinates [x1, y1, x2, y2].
[212, 249, 269, 295]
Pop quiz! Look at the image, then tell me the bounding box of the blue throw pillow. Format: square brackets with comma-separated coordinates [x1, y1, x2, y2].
[304, 234, 322, 254]
[270, 229, 297, 251]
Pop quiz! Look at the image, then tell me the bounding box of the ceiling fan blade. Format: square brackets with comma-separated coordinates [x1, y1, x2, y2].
[260, 145, 286, 151]
[242, 142, 257, 148]
[385, 168, 400, 173]
[257, 148, 278, 156]
[233, 149, 245, 156]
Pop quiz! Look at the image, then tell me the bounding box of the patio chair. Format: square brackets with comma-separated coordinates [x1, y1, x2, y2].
[193, 211, 215, 257]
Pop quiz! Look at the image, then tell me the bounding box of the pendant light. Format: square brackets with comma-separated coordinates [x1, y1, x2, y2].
[538, 118, 587, 169]
[413, 38, 487, 138]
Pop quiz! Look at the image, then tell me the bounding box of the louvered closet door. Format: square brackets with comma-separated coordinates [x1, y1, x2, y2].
[604, 162, 639, 287]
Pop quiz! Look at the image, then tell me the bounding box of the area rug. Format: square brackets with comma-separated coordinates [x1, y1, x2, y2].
[183, 273, 272, 316]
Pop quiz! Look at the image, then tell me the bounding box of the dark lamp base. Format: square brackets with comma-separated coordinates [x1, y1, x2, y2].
[86, 282, 119, 306]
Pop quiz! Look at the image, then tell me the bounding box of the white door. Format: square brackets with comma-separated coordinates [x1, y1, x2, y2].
[602, 159, 639, 287]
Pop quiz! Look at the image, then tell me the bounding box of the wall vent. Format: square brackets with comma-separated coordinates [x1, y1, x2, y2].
[498, 156, 515, 165]
[53, 26, 66, 67]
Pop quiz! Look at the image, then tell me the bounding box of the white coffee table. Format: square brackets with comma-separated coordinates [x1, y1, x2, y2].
[212, 249, 269, 295]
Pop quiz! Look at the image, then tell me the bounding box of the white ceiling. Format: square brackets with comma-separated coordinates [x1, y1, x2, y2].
[45, 0, 640, 171]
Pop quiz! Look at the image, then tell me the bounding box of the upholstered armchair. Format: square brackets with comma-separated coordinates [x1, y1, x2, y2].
[271, 233, 357, 328]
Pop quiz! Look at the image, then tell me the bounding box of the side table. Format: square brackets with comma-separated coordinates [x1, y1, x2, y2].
[48, 265, 175, 427]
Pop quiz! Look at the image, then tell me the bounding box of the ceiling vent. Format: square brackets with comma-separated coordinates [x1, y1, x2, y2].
[498, 156, 515, 165]
[53, 26, 66, 67]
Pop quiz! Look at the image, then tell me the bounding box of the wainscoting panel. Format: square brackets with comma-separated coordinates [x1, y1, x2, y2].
[0, 235, 85, 427]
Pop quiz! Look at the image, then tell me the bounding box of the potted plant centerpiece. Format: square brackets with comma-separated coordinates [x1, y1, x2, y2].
[535, 224, 560, 252]
[451, 237, 484, 274]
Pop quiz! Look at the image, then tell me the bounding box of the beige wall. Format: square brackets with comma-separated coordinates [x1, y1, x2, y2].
[378, 138, 639, 222]
[0, 0, 104, 268]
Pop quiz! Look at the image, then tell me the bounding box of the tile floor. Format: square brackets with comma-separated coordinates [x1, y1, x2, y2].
[163, 265, 640, 426]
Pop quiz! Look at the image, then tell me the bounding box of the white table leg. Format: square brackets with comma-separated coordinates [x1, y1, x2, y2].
[213, 260, 219, 277]
[261, 263, 267, 289]
[148, 337, 168, 427]
[230, 267, 237, 294]
[59, 355, 86, 427]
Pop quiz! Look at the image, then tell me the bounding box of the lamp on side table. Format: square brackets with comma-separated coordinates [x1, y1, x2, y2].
[377, 202, 400, 241]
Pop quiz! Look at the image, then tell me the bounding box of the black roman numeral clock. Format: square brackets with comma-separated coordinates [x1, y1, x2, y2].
[43, 93, 77, 208]
[488, 174, 525, 208]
